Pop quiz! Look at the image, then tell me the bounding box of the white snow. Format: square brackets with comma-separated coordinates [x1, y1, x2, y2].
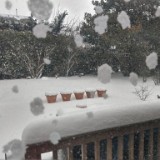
[27, 0, 53, 21]
[124, 0, 130, 2]
[0, 75, 160, 158]
[85, 88, 96, 92]
[74, 34, 84, 47]
[117, 11, 131, 29]
[73, 89, 85, 93]
[86, 111, 94, 119]
[129, 72, 139, 86]
[12, 85, 19, 93]
[98, 63, 112, 84]
[94, 15, 109, 34]
[5, 0, 12, 10]
[49, 132, 61, 145]
[30, 97, 45, 116]
[45, 92, 58, 96]
[145, 52, 158, 70]
[155, 6, 160, 17]
[43, 58, 51, 65]
[32, 23, 52, 38]
[94, 6, 103, 14]
[3, 139, 26, 160]
[56, 108, 64, 117]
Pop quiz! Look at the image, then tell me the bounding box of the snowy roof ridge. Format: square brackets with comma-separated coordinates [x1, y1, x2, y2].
[22, 101, 160, 145]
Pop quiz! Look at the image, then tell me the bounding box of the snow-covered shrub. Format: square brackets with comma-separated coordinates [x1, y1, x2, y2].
[153, 70, 160, 85]
[94, 6, 103, 14]
[12, 85, 19, 93]
[134, 85, 152, 101]
[74, 34, 84, 47]
[117, 11, 131, 29]
[3, 139, 26, 160]
[145, 52, 158, 70]
[98, 63, 112, 84]
[94, 15, 109, 34]
[27, 0, 53, 20]
[30, 97, 45, 116]
[32, 23, 51, 38]
[129, 72, 138, 86]
[50, 132, 61, 145]
[5, 0, 12, 10]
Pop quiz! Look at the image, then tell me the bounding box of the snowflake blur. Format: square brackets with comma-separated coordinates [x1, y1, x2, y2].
[30, 97, 45, 116]
[27, 0, 53, 21]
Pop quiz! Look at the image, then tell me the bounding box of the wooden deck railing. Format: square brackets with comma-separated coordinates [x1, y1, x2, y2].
[25, 119, 160, 160]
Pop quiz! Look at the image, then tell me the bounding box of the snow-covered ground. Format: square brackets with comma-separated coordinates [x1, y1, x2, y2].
[0, 74, 160, 159]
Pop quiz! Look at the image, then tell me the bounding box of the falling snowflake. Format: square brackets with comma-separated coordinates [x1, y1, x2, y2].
[50, 132, 61, 145]
[155, 6, 160, 17]
[30, 97, 45, 116]
[43, 58, 51, 65]
[27, 0, 53, 20]
[56, 108, 64, 117]
[5, 0, 12, 10]
[52, 119, 58, 126]
[146, 52, 158, 70]
[94, 15, 109, 34]
[117, 11, 131, 29]
[94, 6, 103, 14]
[12, 85, 19, 93]
[74, 34, 84, 47]
[86, 112, 94, 119]
[129, 72, 139, 86]
[3, 139, 26, 160]
[32, 23, 51, 38]
[98, 63, 112, 84]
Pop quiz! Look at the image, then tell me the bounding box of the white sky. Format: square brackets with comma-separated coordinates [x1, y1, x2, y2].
[0, 0, 96, 22]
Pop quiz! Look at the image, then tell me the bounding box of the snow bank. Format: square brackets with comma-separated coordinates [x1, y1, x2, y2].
[22, 101, 160, 145]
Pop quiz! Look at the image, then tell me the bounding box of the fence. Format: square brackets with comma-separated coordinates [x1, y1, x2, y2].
[25, 119, 160, 160]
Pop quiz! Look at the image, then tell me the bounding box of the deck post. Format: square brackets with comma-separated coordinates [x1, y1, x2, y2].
[53, 150, 58, 160]
[82, 143, 87, 160]
[158, 128, 160, 159]
[129, 133, 134, 160]
[95, 140, 100, 160]
[107, 137, 112, 160]
[67, 146, 73, 160]
[139, 130, 144, 160]
[118, 136, 123, 160]
[149, 129, 154, 160]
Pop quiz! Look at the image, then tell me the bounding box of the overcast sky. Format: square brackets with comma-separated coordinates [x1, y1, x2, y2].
[0, 0, 95, 22]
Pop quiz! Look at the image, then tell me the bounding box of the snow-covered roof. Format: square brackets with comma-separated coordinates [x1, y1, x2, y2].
[22, 101, 160, 145]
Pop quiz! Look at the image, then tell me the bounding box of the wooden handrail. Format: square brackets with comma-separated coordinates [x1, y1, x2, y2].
[25, 119, 160, 160]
